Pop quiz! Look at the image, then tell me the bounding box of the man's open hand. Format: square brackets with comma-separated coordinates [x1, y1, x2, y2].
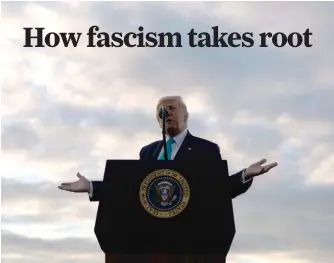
[244, 158, 278, 180]
[58, 172, 90, 193]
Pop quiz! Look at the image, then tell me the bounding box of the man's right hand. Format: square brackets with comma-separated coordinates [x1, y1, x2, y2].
[58, 172, 90, 193]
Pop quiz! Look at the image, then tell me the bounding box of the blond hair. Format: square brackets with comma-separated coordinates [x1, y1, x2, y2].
[156, 95, 189, 123]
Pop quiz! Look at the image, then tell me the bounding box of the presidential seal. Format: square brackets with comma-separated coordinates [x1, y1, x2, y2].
[139, 169, 190, 219]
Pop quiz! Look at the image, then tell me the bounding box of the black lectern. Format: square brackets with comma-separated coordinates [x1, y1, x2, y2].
[94, 160, 236, 263]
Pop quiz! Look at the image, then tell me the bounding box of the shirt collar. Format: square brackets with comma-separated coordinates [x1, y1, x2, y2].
[167, 128, 188, 145]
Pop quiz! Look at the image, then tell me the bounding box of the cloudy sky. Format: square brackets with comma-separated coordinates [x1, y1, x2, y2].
[2, 1, 334, 263]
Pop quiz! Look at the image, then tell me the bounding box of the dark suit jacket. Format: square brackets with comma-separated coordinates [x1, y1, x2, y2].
[90, 131, 252, 202]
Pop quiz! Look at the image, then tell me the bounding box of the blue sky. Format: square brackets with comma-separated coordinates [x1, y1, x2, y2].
[2, 1, 334, 263]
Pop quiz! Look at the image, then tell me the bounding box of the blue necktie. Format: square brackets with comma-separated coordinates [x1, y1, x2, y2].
[159, 138, 175, 160]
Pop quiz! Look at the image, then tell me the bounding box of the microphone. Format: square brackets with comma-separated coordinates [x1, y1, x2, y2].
[159, 106, 169, 160]
[158, 106, 169, 119]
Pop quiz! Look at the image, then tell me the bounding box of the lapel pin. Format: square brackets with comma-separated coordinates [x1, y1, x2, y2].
[188, 147, 192, 151]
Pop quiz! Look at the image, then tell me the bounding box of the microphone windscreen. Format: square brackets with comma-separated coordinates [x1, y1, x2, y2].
[159, 106, 169, 119]
[158, 108, 164, 119]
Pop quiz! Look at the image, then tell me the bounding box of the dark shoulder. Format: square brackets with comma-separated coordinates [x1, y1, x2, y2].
[188, 133, 221, 159]
[141, 140, 160, 150]
[140, 140, 160, 157]
[188, 134, 219, 149]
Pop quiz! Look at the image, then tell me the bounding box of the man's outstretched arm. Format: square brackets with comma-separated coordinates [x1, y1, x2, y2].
[58, 172, 104, 202]
[88, 181, 102, 201]
[211, 144, 253, 199]
[211, 143, 277, 199]
[85, 147, 147, 201]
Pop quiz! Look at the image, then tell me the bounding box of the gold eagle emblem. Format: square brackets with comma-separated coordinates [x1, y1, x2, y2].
[155, 181, 177, 207]
[139, 169, 190, 219]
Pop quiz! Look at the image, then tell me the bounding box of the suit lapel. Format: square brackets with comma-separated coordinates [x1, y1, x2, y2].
[174, 131, 193, 160]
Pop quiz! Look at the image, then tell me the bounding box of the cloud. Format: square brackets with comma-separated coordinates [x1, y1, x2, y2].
[2, 1, 334, 263]
[2, 178, 97, 224]
[232, 178, 334, 260]
[2, 230, 103, 263]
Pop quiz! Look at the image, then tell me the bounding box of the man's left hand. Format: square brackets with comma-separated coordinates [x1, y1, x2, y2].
[244, 158, 278, 180]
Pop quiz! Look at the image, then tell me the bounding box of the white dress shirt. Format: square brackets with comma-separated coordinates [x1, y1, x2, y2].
[89, 129, 250, 197]
[157, 128, 188, 160]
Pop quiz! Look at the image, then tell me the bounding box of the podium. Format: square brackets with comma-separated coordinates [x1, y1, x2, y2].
[94, 160, 236, 263]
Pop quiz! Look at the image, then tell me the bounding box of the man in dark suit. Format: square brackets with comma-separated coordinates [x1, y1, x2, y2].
[58, 95, 277, 262]
[59, 95, 277, 200]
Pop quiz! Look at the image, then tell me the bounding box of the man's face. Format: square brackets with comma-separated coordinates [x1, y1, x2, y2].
[157, 99, 187, 136]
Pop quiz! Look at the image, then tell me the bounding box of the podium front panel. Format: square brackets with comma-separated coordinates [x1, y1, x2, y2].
[95, 160, 235, 255]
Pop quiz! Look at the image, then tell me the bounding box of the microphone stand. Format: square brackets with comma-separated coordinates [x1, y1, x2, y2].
[161, 106, 168, 160]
